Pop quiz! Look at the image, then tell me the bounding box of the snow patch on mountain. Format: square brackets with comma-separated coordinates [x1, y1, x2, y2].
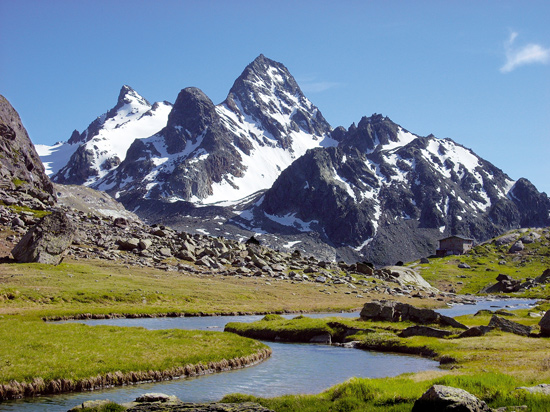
[380, 128, 417, 151]
[35, 142, 79, 176]
[194, 95, 336, 205]
[264, 212, 319, 232]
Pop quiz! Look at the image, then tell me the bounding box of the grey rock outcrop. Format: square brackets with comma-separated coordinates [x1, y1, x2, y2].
[535, 269, 550, 284]
[517, 384, 550, 394]
[481, 274, 522, 293]
[458, 326, 494, 338]
[360, 301, 467, 329]
[375, 266, 436, 290]
[11, 211, 75, 265]
[539, 311, 550, 337]
[0, 94, 55, 206]
[495, 233, 520, 246]
[508, 240, 524, 253]
[488, 315, 532, 336]
[412, 385, 491, 412]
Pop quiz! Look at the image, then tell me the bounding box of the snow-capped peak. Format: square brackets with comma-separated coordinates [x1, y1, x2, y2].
[38, 86, 172, 185]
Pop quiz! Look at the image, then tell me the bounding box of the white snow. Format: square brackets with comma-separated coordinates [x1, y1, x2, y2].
[372, 202, 382, 233]
[264, 212, 318, 232]
[353, 238, 373, 251]
[35, 142, 79, 176]
[421, 138, 482, 181]
[380, 128, 417, 151]
[193, 98, 337, 205]
[332, 168, 356, 201]
[283, 240, 302, 248]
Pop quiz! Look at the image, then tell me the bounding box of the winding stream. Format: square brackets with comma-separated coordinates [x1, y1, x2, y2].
[1, 298, 537, 411]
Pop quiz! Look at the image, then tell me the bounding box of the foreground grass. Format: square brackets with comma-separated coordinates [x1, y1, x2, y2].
[0, 316, 267, 384]
[222, 373, 550, 412]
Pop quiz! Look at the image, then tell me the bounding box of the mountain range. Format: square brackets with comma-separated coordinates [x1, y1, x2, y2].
[36, 55, 550, 265]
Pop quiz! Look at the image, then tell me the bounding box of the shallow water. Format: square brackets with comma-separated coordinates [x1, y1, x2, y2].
[1, 298, 537, 411]
[436, 297, 537, 317]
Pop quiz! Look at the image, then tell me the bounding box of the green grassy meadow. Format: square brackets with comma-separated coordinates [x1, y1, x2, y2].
[415, 230, 550, 295]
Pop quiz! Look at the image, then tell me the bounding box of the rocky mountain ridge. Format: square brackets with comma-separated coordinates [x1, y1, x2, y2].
[36, 85, 172, 186]
[92, 54, 335, 208]
[238, 114, 550, 265]
[34, 56, 550, 265]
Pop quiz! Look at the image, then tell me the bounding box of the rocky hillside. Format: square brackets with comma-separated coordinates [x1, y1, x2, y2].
[53, 183, 140, 221]
[0, 94, 56, 208]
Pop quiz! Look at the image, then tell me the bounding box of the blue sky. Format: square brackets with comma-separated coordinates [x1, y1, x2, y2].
[1, 0, 549, 194]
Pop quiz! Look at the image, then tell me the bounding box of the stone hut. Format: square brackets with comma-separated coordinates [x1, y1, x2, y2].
[436, 235, 474, 256]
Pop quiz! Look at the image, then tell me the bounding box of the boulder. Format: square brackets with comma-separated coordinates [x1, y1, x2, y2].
[488, 315, 532, 336]
[539, 311, 550, 337]
[119, 238, 140, 251]
[495, 233, 519, 246]
[134, 393, 179, 403]
[159, 247, 172, 257]
[139, 238, 153, 250]
[458, 263, 471, 269]
[517, 384, 550, 394]
[359, 300, 399, 322]
[400, 303, 467, 329]
[412, 385, 491, 412]
[356, 261, 374, 275]
[520, 232, 540, 244]
[457, 326, 493, 338]
[496, 274, 512, 282]
[535, 269, 550, 284]
[508, 240, 524, 253]
[113, 217, 128, 228]
[11, 211, 75, 265]
[377, 266, 436, 290]
[360, 301, 468, 329]
[481, 274, 522, 294]
[176, 249, 195, 262]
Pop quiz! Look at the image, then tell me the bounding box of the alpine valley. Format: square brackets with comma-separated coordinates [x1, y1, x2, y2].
[37, 55, 550, 266]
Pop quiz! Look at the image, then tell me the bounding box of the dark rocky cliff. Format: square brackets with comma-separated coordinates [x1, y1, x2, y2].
[0, 94, 55, 205]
